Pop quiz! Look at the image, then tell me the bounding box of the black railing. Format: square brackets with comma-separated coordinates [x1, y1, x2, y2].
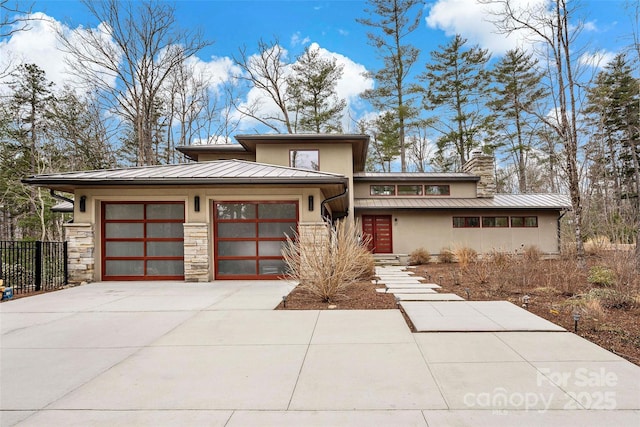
[0, 241, 68, 295]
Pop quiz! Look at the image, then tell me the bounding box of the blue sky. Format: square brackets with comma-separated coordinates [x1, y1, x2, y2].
[0, 0, 635, 137]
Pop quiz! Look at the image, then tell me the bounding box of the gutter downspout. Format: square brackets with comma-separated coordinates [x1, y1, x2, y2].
[557, 210, 568, 254]
[50, 189, 74, 205]
[321, 184, 348, 224]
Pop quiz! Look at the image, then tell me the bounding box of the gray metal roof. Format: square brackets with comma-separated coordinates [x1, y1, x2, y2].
[51, 201, 73, 212]
[354, 172, 479, 182]
[23, 159, 348, 191]
[354, 194, 572, 210]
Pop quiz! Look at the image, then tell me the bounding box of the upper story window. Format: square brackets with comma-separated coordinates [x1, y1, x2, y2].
[397, 185, 423, 196]
[290, 149, 319, 171]
[424, 185, 450, 196]
[370, 185, 396, 196]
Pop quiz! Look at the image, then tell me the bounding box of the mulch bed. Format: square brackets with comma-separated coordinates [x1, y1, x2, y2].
[275, 281, 397, 310]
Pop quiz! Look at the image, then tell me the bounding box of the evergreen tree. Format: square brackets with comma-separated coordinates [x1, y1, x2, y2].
[357, 0, 422, 172]
[584, 53, 640, 243]
[1, 63, 57, 239]
[488, 48, 548, 192]
[364, 111, 401, 172]
[419, 35, 492, 170]
[286, 46, 346, 133]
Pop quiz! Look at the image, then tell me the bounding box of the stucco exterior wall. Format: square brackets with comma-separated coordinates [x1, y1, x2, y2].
[355, 209, 561, 255]
[195, 152, 256, 162]
[353, 181, 478, 198]
[256, 143, 355, 219]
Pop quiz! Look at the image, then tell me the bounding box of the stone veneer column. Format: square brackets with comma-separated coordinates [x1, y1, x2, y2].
[183, 223, 210, 282]
[64, 223, 95, 284]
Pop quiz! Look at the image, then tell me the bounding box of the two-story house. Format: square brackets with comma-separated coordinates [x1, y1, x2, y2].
[23, 134, 571, 283]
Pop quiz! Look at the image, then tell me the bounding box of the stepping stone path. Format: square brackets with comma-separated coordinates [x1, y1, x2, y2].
[375, 265, 565, 332]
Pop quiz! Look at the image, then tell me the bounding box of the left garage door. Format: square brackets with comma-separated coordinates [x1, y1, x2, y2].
[102, 202, 185, 280]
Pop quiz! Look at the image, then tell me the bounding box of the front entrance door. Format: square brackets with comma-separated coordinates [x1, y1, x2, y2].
[362, 215, 392, 254]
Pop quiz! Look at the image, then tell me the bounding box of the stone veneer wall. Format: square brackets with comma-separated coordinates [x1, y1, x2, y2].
[183, 223, 210, 282]
[462, 152, 496, 198]
[64, 223, 95, 284]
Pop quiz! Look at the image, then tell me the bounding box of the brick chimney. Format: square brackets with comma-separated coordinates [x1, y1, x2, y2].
[463, 150, 496, 198]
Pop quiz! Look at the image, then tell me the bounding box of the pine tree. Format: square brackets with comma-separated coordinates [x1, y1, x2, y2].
[584, 53, 640, 243]
[419, 35, 492, 170]
[488, 48, 548, 192]
[357, 0, 422, 172]
[286, 46, 346, 133]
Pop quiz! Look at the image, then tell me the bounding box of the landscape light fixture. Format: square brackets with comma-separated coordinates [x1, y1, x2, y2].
[282, 295, 287, 308]
[465, 288, 471, 300]
[573, 311, 581, 332]
[522, 294, 530, 310]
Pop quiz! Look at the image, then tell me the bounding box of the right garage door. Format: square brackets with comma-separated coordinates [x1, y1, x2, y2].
[213, 201, 298, 279]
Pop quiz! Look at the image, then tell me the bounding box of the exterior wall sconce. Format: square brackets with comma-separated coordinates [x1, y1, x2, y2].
[79, 196, 86, 212]
[394, 217, 398, 223]
[308, 195, 314, 212]
[194, 196, 200, 212]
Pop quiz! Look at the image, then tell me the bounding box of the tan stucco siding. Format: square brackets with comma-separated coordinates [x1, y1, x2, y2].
[353, 181, 477, 198]
[355, 209, 560, 255]
[256, 143, 354, 219]
[196, 153, 256, 162]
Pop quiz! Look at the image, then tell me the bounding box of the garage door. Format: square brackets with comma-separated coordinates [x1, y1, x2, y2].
[214, 201, 297, 279]
[102, 202, 185, 280]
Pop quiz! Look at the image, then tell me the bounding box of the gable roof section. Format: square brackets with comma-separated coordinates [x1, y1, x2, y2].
[355, 194, 571, 210]
[22, 159, 348, 192]
[354, 172, 480, 182]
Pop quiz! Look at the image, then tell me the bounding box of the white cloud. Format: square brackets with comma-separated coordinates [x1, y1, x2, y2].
[338, 28, 349, 36]
[0, 13, 75, 89]
[425, 0, 549, 55]
[290, 31, 310, 47]
[579, 50, 616, 69]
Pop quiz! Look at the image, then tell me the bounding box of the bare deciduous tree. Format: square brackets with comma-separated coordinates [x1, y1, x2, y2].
[485, 0, 588, 264]
[233, 39, 293, 133]
[57, 0, 211, 165]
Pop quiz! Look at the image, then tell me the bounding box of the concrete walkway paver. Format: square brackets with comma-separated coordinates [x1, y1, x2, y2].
[1, 278, 639, 426]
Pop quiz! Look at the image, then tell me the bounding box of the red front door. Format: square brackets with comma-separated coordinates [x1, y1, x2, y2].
[362, 215, 392, 254]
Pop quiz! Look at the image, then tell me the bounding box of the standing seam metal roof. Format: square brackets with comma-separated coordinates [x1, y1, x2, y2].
[22, 159, 348, 185]
[354, 194, 571, 210]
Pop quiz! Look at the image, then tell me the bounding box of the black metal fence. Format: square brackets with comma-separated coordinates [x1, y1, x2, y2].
[0, 241, 68, 295]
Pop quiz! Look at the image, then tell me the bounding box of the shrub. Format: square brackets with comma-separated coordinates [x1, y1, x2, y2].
[282, 219, 374, 303]
[523, 245, 542, 262]
[587, 266, 616, 287]
[453, 246, 477, 268]
[408, 247, 431, 265]
[587, 288, 635, 310]
[438, 248, 454, 264]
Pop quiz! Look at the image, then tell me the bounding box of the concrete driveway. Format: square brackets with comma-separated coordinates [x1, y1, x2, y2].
[1, 281, 639, 426]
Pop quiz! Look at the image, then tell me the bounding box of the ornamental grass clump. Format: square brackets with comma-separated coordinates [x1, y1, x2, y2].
[408, 247, 431, 265]
[282, 219, 374, 303]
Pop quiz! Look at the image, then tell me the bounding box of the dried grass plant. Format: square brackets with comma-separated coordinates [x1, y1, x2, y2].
[282, 219, 374, 303]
